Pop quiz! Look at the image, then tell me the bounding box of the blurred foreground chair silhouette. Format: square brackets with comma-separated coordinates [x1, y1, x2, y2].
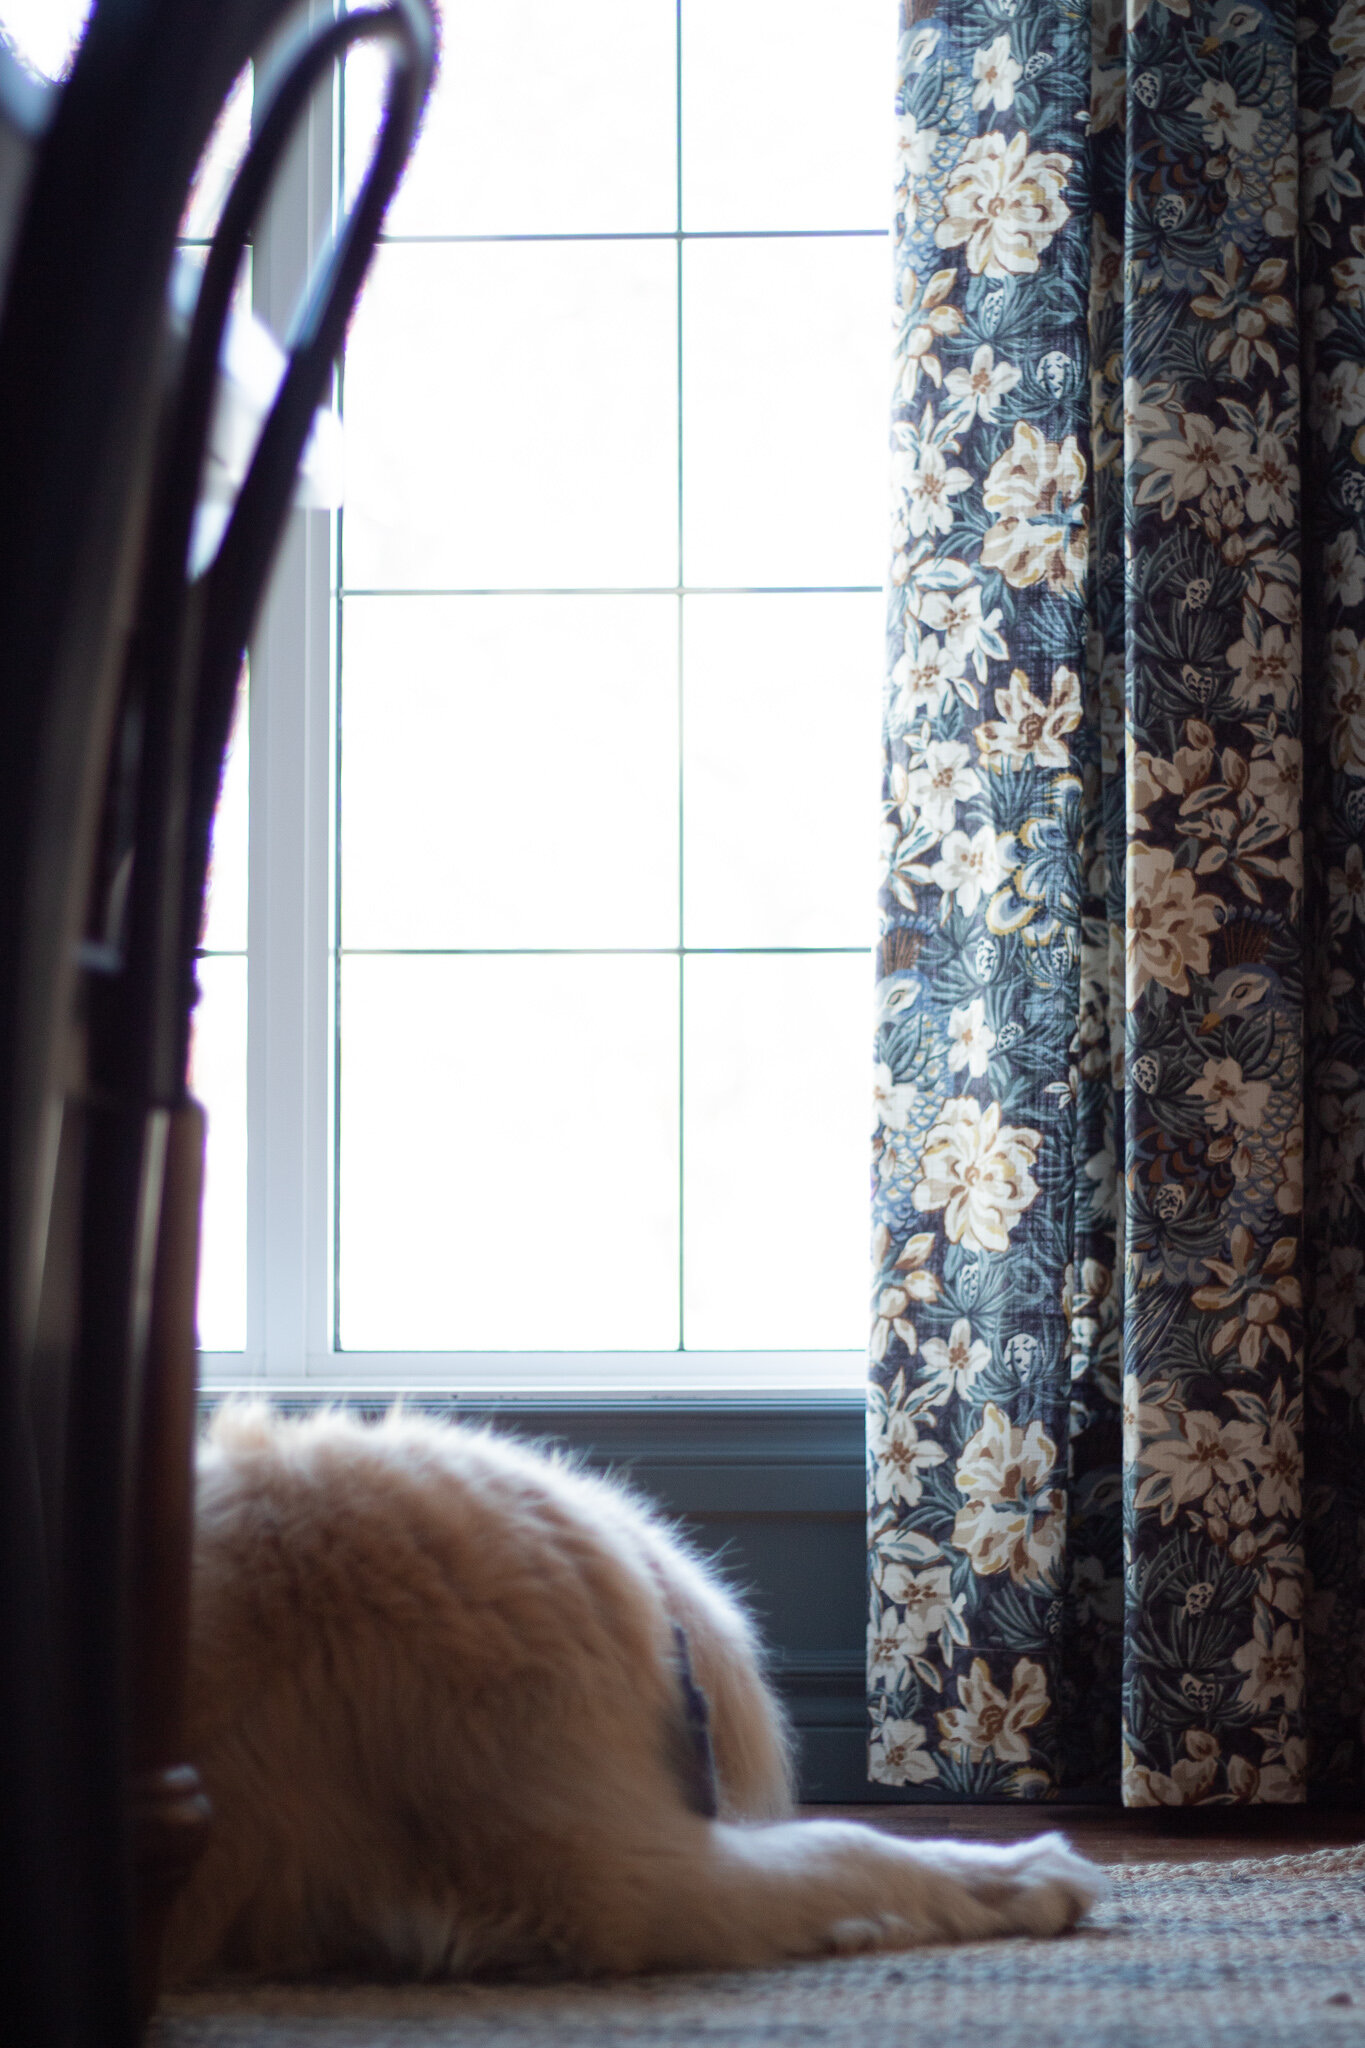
[0, 4, 434, 2039]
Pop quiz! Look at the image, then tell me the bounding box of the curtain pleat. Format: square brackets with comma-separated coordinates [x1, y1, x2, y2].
[870, 0, 1365, 1804]
[1302, 0, 1365, 1797]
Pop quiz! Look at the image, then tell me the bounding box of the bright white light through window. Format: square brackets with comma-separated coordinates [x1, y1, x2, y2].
[334, 0, 891, 1356]
[0, 0, 92, 81]
[193, 682, 248, 1350]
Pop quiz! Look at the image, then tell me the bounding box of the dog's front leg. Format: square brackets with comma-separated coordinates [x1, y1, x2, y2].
[605, 1819, 1107, 1970]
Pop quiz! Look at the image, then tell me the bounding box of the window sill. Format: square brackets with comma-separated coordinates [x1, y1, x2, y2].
[196, 1350, 868, 1396]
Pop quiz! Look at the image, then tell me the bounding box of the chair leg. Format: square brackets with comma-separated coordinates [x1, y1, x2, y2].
[129, 1101, 211, 2024]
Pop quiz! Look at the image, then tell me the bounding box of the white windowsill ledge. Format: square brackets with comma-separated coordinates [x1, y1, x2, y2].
[196, 1350, 869, 1398]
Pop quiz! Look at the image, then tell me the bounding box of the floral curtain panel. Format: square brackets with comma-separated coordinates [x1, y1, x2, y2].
[869, 0, 1365, 1803]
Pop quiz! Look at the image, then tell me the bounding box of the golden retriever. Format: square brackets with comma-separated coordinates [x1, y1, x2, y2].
[163, 1404, 1104, 1981]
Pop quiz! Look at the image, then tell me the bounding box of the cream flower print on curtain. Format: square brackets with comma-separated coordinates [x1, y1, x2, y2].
[870, 0, 1365, 1804]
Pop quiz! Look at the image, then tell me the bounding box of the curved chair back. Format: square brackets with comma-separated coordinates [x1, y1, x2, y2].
[0, 4, 435, 2039]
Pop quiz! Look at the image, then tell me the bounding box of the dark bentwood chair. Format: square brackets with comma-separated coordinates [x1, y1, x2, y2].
[0, 4, 434, 2040]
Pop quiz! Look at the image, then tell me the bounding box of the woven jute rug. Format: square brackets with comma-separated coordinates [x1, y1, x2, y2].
[152, 1845, 1365, 2048]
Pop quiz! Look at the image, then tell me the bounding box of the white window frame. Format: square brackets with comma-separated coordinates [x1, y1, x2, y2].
[197, 10, 868, 1398]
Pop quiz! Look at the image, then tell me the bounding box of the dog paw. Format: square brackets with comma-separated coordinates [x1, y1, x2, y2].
[989, 1833, 1108, 1936]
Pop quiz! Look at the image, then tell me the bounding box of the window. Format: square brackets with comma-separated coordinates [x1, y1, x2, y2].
[17, 0, 898, 1395]
[0, 0, 89, 80]
[185, 73, 256, 1355]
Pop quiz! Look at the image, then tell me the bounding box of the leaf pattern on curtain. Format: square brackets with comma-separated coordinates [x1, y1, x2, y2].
[1302, 0, 1365, 1797]
[870, 0, 1096, 1800]
[1117, 0, 1307, 1808]
[870, 0, 1365, 1804]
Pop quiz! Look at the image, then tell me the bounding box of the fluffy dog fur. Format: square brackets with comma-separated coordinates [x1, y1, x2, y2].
[163, 1404, 1105, 1982]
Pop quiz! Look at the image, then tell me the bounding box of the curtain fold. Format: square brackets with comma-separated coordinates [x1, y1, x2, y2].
[869, 0, 1365, 1803]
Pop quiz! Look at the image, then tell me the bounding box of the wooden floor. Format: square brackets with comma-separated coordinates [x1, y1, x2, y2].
[808, 1803, 1365, 1865]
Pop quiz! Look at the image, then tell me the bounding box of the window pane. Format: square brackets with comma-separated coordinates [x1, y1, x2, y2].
[684, 952, 870, 1350]
[190, 956, 247, 1351]
[343, 242, 678, 590]
[201, 672, 248, 953]
[342, 595, 677, 949]
[682, 235, 888, 589]
[0, 0, 90, 79]
[339, 954, 680, 1348]
[682, 0, 893, 231]
[683, 593, 881, 949]
[344, 0, 675, 236]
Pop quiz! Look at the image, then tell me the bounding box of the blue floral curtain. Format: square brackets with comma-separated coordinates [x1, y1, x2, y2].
[869, 0, 1365, 1803]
